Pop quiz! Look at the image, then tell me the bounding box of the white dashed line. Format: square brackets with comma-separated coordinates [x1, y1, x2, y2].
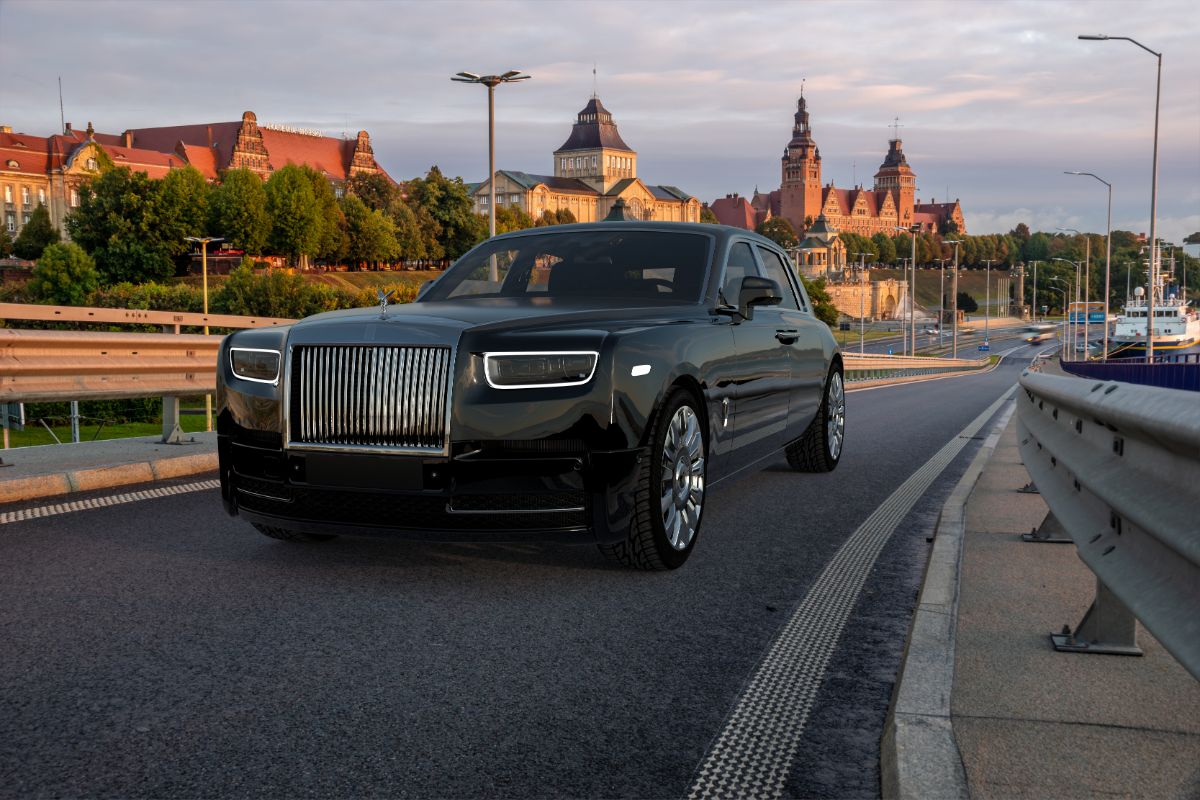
[0, 480, 220, 526]
[688, 387, 1017, 800]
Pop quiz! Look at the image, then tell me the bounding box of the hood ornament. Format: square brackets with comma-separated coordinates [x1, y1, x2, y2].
[377, 288, 395, 319]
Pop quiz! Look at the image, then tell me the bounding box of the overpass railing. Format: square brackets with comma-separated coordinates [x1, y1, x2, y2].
[1060, 353, 1200, 392]
[842, 352, 988, 383]
[1016, 370, 1200, 679]
[0, 302, 294, 444]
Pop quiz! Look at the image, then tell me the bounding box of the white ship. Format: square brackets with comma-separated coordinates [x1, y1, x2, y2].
[1110, 285, 1200, 355]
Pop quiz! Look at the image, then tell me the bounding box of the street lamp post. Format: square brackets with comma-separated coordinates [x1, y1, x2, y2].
[1065, 172, 1113, 358]
[1028, 260, 1041, 323]
[1049, 279, 1070, 359]
[185, 235, 223, 432]
[855, 252, 871, 354]
[895, 225, 918, 355]
[1079, 34, 1161, 361]
[945, 240, 962, 357]
[937, 257, 949, 348]
[1058, 229, 1091, 358]
[1053, 257, 1084, 358]
[451, 69, 531, 279]
[981, 258, 995, 347]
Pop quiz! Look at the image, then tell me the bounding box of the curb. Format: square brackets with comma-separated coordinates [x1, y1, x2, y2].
[880, 396, 1017, 799]
[0, 452, 217, 505]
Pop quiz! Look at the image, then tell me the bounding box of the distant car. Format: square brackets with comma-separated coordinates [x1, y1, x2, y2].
[923, 326, 940, 335]
[217, 222, 845, 570]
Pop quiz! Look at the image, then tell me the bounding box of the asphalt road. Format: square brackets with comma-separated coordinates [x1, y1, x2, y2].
[0, 346, 1039, 799]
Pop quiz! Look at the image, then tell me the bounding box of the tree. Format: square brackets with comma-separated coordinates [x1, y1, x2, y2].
[756, 217, 797, 248]
[0, 226, 12, 258]
[340, 195, 398, 267]
[957, 291, 978, 313]
[554, 208, 577, 225]
[66, 167, 176, 283]
[800, 275, 839, 327]
[299, 165, 347, 261]
[407, 166, 488, 259]
[209, 168, 271, 254]
[871, 232, 896, 265]
[264, 165, 322, 264]
[700, 205, 719, 224]
[12, 203, 60, 260]
[348, 172, 399, 212]
[1010, 222, 1031, 243]
[154, 166, 209, 260]
[27, 243, 98, 306]
[1184, 232, 1200, 245]
[494, 205, 535, 234]
[389, 199, 427, 262]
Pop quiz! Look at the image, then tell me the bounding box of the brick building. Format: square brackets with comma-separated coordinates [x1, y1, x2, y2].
[717, 93, 966, 238]
[471, 97, 700, 223]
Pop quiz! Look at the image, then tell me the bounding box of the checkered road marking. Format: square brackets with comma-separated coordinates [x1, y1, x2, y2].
[0, 480, 221, 526]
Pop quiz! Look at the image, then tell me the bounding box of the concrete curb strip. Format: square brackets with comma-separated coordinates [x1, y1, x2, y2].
[880, 397, 1016, 799]
[0, 452, 217, 505]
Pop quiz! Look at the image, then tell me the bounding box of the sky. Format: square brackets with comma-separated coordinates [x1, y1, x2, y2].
[1, 0, 1197, 244]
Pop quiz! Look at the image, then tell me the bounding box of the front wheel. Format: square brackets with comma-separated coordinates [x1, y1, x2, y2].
[786, 365, 845, 473]
[600, 389, 707, 570]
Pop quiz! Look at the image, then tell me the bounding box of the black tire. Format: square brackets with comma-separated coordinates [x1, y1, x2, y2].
[786, 363, 845, 473]
[600, 389, 707, 570]
[251, 522, 337, 543]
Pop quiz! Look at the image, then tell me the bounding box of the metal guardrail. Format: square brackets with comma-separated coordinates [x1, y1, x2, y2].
[0, 302, 292, 331]
[842, 352, 988, 382]
[1016, 370, 1200, 678]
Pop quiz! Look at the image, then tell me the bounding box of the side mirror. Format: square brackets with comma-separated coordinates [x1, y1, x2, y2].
[737, 276, 782, 320]
[415, 279, 435, 301]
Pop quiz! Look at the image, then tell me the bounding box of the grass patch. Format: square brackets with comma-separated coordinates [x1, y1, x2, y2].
[6, 410, 210, 448]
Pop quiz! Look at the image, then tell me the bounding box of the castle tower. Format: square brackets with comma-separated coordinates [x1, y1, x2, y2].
[553, 96, 636, 194]
[873, 134, 916, 227]
[779, 93, 823, 234]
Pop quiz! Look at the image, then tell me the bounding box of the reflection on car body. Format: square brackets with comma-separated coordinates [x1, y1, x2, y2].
[217, 222, 844, 569]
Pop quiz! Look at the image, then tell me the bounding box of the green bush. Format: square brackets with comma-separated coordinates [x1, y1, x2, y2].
[27, 243, 99, 306]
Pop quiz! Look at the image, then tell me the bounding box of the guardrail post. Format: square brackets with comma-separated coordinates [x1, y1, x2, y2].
[1050, 577, 1143, 657]
[69, 400, 81, 443]
[162, 396, 185, 444]
[1021, 509, 1072, 543]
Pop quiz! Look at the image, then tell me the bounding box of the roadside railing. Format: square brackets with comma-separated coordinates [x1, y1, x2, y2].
[0, 302, 295, 444]
[842, 352, 988, 383]
[1016, 370, 1200, 679]
[1060, 355, 1200, 392]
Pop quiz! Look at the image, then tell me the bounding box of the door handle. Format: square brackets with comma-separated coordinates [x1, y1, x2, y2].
[775, 329, 799, 344]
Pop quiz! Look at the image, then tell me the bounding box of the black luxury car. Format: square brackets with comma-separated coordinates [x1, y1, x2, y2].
[217, 222, 844, 569]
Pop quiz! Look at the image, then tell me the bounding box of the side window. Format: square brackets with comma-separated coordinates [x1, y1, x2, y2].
[756, 246, 801, 311]
[723, 241, 761, 303]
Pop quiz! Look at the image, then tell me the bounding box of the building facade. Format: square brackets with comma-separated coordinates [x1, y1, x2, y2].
[1, 112, 392, 239]
[718, 94, 966, 238]
[471, 97, 700, 224]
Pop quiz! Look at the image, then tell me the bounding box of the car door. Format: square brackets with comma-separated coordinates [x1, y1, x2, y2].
[724, 240, 792, 470]
[755, 244, 828, 441]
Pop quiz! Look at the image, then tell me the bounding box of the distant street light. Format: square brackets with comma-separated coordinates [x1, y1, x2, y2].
[1027, 260, 1041, 323]
[451, 69, 531, 279]
[945, 240, 962, 357]
[1064, 172, 1113, 359]
[1079, 33, 1161, 360]
[1053, 257, 1085, 358]
[855, 252, 871, 354]
[981, 258, 996, 346]
[895, 225, 918, 355]
[937, 257, 949, 347]
[185, 235, 223, 432]
[1057, 228, 1091, 358]
[1048, 278, 1071, 360]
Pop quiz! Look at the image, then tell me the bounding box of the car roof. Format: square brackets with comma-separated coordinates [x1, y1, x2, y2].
[488, 220, 786, 252]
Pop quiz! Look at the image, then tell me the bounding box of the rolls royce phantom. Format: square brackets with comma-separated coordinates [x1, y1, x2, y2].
[217, 222, 844, 569]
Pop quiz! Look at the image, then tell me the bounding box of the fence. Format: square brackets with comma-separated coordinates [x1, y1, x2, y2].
[1060, 353, 1200, 392]
[1016, 370, 1200, 679]
[842, 351, 988, 382]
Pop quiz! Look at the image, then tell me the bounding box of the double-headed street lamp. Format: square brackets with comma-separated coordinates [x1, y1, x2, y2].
[1052, 258, 1084, 357]
[944, 239, 962, 357]
[185, 235, 222, 432]
[1065, 172, 1113, 358]
[1079, 33, 1161, 361]
[452, 69, 531, 279]
[1057, 228, 1091, 357]
[894, 225, 918, 355]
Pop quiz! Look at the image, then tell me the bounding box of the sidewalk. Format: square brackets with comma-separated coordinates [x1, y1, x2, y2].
[0, 433, 217, 505]
[884, 410, 1200, 798]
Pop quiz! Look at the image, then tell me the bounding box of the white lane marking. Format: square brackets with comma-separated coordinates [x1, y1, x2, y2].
[688, 386, 1017, 800]
[0, 480, 220, 526]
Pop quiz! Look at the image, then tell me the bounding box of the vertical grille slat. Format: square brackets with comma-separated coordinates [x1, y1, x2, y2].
[290, 345, 451, 452]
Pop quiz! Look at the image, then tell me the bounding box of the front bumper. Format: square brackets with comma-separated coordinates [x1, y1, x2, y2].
[219, 424, 642, 544]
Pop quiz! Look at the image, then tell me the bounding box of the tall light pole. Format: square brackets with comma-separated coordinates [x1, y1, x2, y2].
[1049, 278, 1070, 359]
[452, 69, 531, 279]
[895, 225, 918, 355]
[1053, 257, 1084, 358]
[981, 258, 995, 346]
[1065, 172, 1113, 358]
[855, 252, 871, 354]
[945, 240, 962, 357]
[1028, 260, 1041, 323]
[185, 235, 223, 432]
[1058, 228, 1091, 357]
[1080, 34, 1160, 361]
[937, 257, 949, 348]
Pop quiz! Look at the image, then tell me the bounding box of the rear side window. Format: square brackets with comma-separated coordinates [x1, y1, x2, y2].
[756, 246, 801, 311]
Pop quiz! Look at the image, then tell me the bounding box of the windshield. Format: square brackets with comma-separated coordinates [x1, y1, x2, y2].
[422, 229, 713, 304]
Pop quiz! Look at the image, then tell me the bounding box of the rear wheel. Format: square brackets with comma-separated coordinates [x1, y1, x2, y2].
[251, 523, 337, 543]
[601, 389, 706, 570]
[786, 364, 845, 473]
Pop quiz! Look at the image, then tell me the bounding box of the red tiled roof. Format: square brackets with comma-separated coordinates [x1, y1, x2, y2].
[102, 144, 184, 178]
[128, 122, 242, 171]
[709, 195, 756, 229]
[823, 187, 853, 215]
[179, 144, 220, 180]
[0, 132, 52, 174]
[260, 128, 356, 180]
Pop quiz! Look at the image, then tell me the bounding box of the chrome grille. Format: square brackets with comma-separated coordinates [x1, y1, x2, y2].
[289, 345, 452, 452]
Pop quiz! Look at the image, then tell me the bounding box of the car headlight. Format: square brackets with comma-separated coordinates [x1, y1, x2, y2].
[483, 351, 598, 389]
[230, 347, 281, 384]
